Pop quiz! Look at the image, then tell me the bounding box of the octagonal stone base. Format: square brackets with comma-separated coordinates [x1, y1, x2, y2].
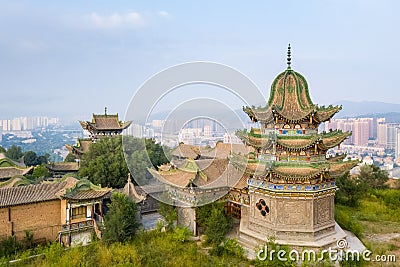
[238, 189, 346, 250]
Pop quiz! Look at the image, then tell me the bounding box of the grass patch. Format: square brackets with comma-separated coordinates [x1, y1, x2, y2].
[21, 231, 250, 267]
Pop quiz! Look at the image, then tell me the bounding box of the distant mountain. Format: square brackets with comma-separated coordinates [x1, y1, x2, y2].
[334, 101, 400, 118]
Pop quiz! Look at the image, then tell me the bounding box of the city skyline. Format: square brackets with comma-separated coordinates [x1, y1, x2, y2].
[1, 1, 399, 120]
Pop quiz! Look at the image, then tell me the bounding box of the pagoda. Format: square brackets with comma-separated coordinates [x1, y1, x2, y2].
[79, 107, 132, 141]
[66, 108, 132, 158]
[233, 45, 358, 249]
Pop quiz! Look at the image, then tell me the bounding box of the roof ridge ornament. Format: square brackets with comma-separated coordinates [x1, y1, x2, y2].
[287, 44, 291, 69]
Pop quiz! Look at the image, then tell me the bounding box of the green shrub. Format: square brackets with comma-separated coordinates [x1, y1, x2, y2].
[0, 236, 21, 258]
[172, 227, 192, 243]
[335, 207, 363, 238]
[210, 239, 245, 258]
[374, 189, 400, 209]
[202, 202, 232, 246]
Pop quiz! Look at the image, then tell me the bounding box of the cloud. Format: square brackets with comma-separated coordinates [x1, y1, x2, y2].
[158, 11, 171, 19]
[85, 12, 146, 29]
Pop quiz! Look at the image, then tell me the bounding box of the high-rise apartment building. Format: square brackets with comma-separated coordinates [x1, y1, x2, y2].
[395, 128, 400, 159]
[0, 116, 58, 131]
[353, 119, 369, 146]
[325, 118, 371, 146]
[377, 121, 388, 147]
[387, 123, 398, 150]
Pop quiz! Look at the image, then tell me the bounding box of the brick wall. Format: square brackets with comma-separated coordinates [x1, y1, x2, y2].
[0, 200, 62, 242]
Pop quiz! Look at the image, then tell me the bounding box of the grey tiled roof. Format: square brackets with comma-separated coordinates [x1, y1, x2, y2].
[46, 162, 79, 171]
[0, 177, 112, 207]
[64, 188, 111, 200]
[0, 166, 33, 179]
[0, 182, 68, 207]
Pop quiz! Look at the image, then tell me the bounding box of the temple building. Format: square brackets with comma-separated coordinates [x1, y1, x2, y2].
[232, 45, 357, 248]
[79, 107, 132, 141]
[149, 141, 251, 233]
[0, 177, 111, 246]
[66, 108, 132, 158]
[149, 45, 357, 249]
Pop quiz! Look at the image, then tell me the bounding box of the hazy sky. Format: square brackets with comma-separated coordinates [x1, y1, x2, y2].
[0, 0, 399, 122]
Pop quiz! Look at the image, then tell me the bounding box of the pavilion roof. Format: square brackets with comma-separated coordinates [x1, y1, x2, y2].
[46, 162, 79, 172]
[171, 143, 201, 159]
[243, 105, 342, 124]
[242, 46, 342, 124]
[79, 112, 132, 132]
[66, 138, 92, 155]
[62, 178, 111, 201]
[231, 153, 358, 181]
[0, 177, 31, 188]
[151, 158, 243, 189]
[0, 166, 33, 180]
[237, 129, 351, 151]
[329, 160, 359, 178]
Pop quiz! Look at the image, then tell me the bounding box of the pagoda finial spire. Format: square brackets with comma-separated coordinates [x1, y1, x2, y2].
[128, 172, 131, 183]
[104, 106, 107, 116]
[287, 44, 291, 69]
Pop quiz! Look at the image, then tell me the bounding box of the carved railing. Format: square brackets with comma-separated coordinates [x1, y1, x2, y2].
[60, 219, 94, 234]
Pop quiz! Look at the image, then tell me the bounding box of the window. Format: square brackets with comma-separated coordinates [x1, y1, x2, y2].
[256, 199, 270, 216]
[72, 206, 87, 219]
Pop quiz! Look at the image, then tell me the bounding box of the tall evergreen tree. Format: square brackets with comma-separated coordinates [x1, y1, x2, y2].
[103, 192, 139, 243]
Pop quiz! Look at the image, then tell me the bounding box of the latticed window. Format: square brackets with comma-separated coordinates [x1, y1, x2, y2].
[72, 206, 87, 219]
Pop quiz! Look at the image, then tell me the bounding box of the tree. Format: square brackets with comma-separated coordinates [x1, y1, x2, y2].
[335, 173, 367, 207]
[31, 164, 51, 180]
[124, 137, 169, 185]
[203, 202, 232, 245]
[358, 164, 389, 190]
[64, 153, 77, 162]
[37, 153, 50, 165]
[6, 145, 23, 161]
[24, 151, 39, 166]
[0, 146, 6, 153]
[145, 139, 170, 168]
[79, 136, 169, 188]
[103, 192, 139, 243]
[79, 136, 129, 188]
